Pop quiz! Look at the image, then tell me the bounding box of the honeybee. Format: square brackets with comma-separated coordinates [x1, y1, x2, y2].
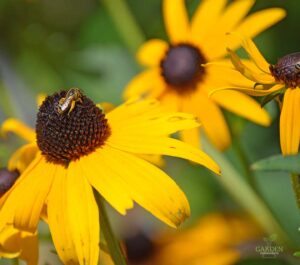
[56, 88, 83, 115]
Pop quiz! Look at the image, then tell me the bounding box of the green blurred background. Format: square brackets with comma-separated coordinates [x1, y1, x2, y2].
[0, 0, 300, 264]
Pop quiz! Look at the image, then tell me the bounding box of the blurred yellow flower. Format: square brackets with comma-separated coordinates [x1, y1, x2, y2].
[212, 36, 299, 155]
[0, 168, 38, 265]
[0, 90, 220, 265]
[124, 0, 286, 150]
[123, 212, 262, 265]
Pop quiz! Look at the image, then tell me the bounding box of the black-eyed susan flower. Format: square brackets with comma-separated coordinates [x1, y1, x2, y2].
[0, 89, 220, 265]
[0, 168, 38, 265]
[123, 212, 262, 265]
[212, 36, 300, 155]
[124, 0, 286, 150]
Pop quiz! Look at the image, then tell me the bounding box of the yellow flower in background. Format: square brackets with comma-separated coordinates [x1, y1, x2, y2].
[124, 0, 286, 150]
[0, 168, 38, 265]
[212, 36, 300, 155]
[0, 89, 220, 265]
[123, 212, 262, 265]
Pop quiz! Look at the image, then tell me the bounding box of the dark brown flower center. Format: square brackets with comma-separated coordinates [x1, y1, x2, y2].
[0, 168, 19, 197]
[270, 52, 300, 88]
[36, 90, 110, 166]
[161, 44, 206, 94]
[124, 232, 155, 263]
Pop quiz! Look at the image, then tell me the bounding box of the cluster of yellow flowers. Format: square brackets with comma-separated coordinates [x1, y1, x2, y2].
[0, 0, 296, 264]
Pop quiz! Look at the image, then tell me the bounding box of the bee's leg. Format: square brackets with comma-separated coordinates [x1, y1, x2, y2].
[68, 101, 76, 115]
[78, 98, 83, 104]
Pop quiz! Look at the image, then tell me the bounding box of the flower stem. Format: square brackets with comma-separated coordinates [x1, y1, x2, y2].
[203, 139, 292, 246]
[12, 259, 19, 265]
[232, 136, 260, 193]
[291, 174, 300, 209]
[102, 0, 145, 54]
[96, 193, 127, 265]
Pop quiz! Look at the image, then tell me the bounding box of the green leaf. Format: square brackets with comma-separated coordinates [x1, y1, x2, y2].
[294, 251, 300, 257]
[260, 89, 283, 107]
[252, 154, 300, 174]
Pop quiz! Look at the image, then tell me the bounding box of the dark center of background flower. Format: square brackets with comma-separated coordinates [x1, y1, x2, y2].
[124, 232, 155, 263]
[36, 90, 110, 166]
[270, 52, 300, 88]
[0, 168, 19, 197]
[161, 44, 206, 93]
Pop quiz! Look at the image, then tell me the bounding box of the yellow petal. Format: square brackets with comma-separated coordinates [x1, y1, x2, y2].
[110, 111, 200, 137]
[65, 162, 99, 265]
[205, 8, 286, 60]
[47, 166, 78, 265]
[232, 8, 286, 50]
[198, 249, 240, 265]
[123, 69, 162, 100]
[20, 231, 39, 265]
[107, 135, 220, 175]
[107, 98, 162, 125]
[280, 88, 300, 155]
[214, 0, 255, 34]
[137, 39, 168, 67]
[212, 90, 271, 126]
[0, 225, 21, 258]
[227, 48, 275, 84]
[183, 91, 231, 151]
[8, 143, 38, 173]
[190, 0, 226, 43]
[210, 83, 285, 97]
[179, 127, 201, 148]
[229, 33, 271, 73]
[137, 154, 165, 167]
[1, 119, 35, 143]
[97, 146, 190, 228]
[79, 153, 134, 215]
[163, 0, 189, 43]
[36, 93, 47, 107]
[0, 155, 54, 232]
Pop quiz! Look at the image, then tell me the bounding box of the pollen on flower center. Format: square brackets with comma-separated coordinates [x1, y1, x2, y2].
[36, 90, 110, 166]
[160, 44, 206, 93]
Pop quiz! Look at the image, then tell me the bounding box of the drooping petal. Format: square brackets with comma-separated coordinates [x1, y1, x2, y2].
[183, 91, 231, 151]
[8, 143, 38, 173]
[212, 90, 271, 126]
[229, 33, 271, 73]
[96, 145, 190, 228]
[123, 69, 162, 100]
[227, 48, 275, 84]
[0, 155, 54, 233]
[190, 0, 226, 43]
[47, 166, 78, 265]
[163, 0, 189, 43]
[2, 119, 35, 143]
[65, 162, 99, 265]
[280, 88, 300, 155]
[107, 135, 220, 175]
[137, 39, 169, 66]
[210, 84, 285, 97]
[79, 153, 134, 215]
